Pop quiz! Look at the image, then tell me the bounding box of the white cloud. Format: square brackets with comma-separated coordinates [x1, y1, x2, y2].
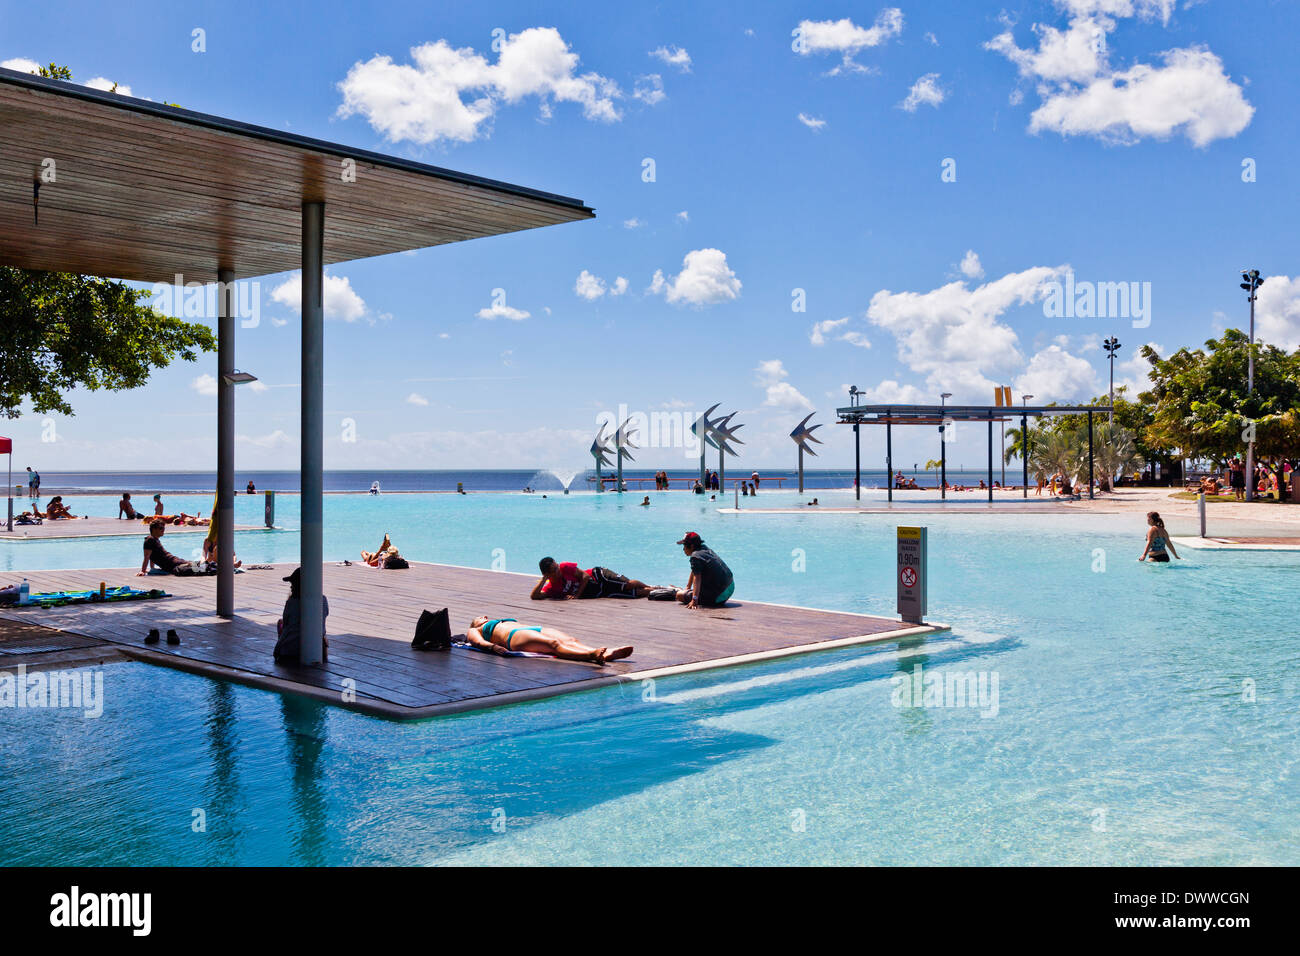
[755, 360, 814, 411]
[960, 250, 985, 279]
[924, 32, 939, 46]
[857, 380, 931, 404]
[191, 374, 217, 397]
[1256, 276, 1300, 350]
[85, 76, 133, 97]
[574, 269, 606, 300]
[867, 265, 1067, 400]
[337, 27, 621, 145]
[649, 45, 691, 72]
[650, 248, 741, 307]
[797, 112, 827, 130]
[1014, 345, 1099, 402]
[270, 317, 288, 328]
[237, 429, 293, 450]
[900, 73, 945, 111]
[610, 276, 628, 296]
[810, 317, 871, 349]
[1, 58, 41, 74]
[247, 379, 268, 393]
[271, 273, 368, 323]
[623, 217, 646, 229]
[676, 210, 689, 223]
[1033, 48, 1253, 147]
[633, 74, 665, 105]
[795, 9, 904, 75]
[986, 8, 1252, 146]
[477, 302, 530, 320]
[406, 392, 430, 406]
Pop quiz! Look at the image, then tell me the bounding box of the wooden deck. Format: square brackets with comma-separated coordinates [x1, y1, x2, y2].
[0, 517, 262, 540]
[0, 562, 943, 719]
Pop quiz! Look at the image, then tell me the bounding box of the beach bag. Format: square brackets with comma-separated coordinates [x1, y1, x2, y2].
[647, 587, 678, 601]
[383, 554, 409, 569]
[412, 608, 452, 651]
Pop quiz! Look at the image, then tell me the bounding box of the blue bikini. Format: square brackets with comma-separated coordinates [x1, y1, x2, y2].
[482, 618, 542, 650]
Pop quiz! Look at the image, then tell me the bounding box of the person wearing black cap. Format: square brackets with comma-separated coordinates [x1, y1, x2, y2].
[674, 531, 734, 609]
[274, 567, 329, 663]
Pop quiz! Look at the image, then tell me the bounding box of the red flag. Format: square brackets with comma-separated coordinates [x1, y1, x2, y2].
[0, 437, 11, 454]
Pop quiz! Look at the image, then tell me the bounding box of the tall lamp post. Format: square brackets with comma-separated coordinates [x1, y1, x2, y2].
[1240, 269, 1264, 501]
[1103, 337, 1121, 425]
[939, 392, 952, 500]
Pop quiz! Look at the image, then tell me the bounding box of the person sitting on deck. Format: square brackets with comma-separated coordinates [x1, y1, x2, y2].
[45, 496, 78, 519]
[246, 480, 256, 495]
[360, 533, 407, 568]
[201, 525, 242, 571]
[118, 493, 140, 519]
[466, 615, 632, 665]
[532, 557, 651, 599]
[275, 567, 329, 663]
[674, 531, 735, 609]
[138, 519, 197, 576]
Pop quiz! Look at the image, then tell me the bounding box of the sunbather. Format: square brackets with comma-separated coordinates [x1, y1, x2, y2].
[531, 557, 651, 599]
[361, 533, 398, 567]
[466, 615, 632, 664]
[45, 497, 77, 519]
[118, 493, 140, 519]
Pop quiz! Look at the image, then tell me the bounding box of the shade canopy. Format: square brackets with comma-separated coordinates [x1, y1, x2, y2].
[837, 403, 1112, 425]
[0, 66, 593, 283]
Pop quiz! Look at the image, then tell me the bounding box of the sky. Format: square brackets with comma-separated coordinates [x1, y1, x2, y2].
[3, 0, 1299, 474]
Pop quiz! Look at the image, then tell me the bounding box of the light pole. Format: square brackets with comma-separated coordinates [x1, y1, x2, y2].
[1240, 270, 1264, 500]
[1103, 337, 1121, 425]
[939, 392, 952, 500]
[1020, 394, 1033, 497]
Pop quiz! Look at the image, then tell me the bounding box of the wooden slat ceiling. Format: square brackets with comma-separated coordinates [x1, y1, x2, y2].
[0, 68, 594, 283]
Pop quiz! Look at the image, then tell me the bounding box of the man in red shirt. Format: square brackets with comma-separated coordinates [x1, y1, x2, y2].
[531, 557, 652, 599]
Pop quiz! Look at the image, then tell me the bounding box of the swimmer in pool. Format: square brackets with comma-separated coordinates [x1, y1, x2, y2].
[466, 615, 632, 665]
[1139, 511, 1180, 562]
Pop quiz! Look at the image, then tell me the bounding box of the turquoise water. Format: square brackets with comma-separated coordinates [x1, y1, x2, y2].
[1, 490, 1297, 865]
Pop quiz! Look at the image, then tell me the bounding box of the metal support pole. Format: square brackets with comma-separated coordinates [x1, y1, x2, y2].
[616, 448, 624, 493]
[987, 417, 994, 502]
[1087, 409, 1095, 500]
[595, 461, 602, 493]
[1199, 492, 1207, 538]
[939, 425, 946, 500]
[299, 201, 325, 665]
[216, 266, 236, 618]
[798, 446, 804, 494]
[855, 422, 862, 501]
[1246, 291, 1256, 502]
[885, 419, 892, 503]
[1022, 413, 1029, 498]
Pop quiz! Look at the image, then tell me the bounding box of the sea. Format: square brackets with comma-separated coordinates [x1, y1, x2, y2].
[16, 467, 1018, 495]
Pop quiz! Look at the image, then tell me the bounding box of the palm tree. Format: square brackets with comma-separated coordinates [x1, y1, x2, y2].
[1029, 430, 1082, 487]
[1093, 423, 1144, 491]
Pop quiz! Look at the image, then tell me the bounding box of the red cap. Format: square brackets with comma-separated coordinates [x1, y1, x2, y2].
[676, 531, 702, 546]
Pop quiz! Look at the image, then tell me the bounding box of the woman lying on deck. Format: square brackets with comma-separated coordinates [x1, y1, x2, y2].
[465, 615, 633, 665]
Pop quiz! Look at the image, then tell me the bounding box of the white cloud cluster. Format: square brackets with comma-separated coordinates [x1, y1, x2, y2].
[797, 112, 827, 131]
[867, 265, 1067, 398]
[633, 74, 665, 105]
[794, 9, 904, 74]
[986, 5, 1252, 146]
[271, 273, 368, 323]
[1013, 344, 1099, 402]
[1256, 275, 1300, 351]
[406, 393, 430, 406]
[960, 250, 985, 279]
[810, 317, 870, 349]
[755, 360, 813, 411]
[337, 27, 623, 144]
[574, 269, 628, 300]
[900, 73, 945, 112]
[477, 302, 530, 320]
[649, 248, 741, 307]
[649, 45, 692, 72]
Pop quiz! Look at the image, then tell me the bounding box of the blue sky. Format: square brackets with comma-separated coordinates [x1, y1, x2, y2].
[3, 0, 1298, 472]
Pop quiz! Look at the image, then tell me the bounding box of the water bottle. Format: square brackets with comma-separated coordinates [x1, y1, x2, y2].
[18, 578, 29, 605]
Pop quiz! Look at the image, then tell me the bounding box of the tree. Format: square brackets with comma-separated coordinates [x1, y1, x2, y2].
[0, 64, 216, 419]
[1140, 330, 1300, 463]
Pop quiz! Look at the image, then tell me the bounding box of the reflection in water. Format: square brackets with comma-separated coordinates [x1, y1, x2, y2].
[203, 681, 242, 864]
[281, 695, 328, 865]
[894, 637, 934, 735]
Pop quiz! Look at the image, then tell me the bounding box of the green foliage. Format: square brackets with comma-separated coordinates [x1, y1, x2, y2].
[1139, 330, 1300, 460]
[0, 268, 216, 419]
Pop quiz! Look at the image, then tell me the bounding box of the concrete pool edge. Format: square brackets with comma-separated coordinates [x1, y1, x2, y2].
[116, 619, 950, 721]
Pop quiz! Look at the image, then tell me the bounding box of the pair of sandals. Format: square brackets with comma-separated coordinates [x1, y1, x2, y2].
[145, 628, 180, 646]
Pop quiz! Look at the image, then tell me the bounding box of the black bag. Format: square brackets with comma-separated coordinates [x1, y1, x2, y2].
[412, 607, 452, 650]
[383, 554, 409, 569]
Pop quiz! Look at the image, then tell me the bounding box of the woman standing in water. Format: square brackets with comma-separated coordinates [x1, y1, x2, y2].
[1139, 511, 1180, 562]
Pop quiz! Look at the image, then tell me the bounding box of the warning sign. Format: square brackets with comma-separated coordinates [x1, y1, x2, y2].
[896, 526, 927, 624]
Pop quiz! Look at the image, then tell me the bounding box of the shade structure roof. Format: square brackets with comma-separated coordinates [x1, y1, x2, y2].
[837, 403, 1112, 424]
[0, 66, 594, 283]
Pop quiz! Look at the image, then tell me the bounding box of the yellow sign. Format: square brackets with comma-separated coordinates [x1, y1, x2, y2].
[898, 526, 922, 539]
